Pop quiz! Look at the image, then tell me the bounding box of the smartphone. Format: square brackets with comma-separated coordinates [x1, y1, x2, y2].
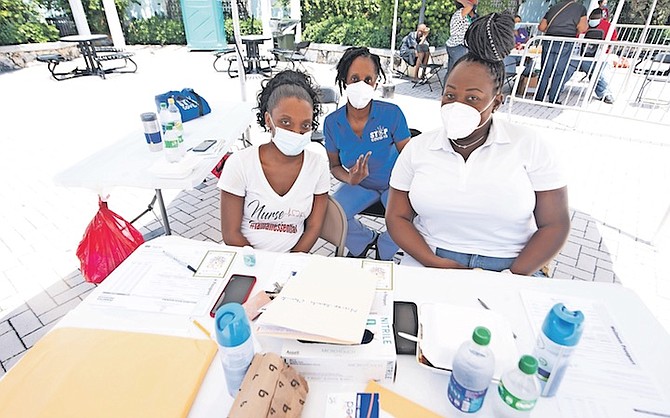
[192, 139, 217, 153]
[393, 301, 418, 355]
[209, 274, 257, 317]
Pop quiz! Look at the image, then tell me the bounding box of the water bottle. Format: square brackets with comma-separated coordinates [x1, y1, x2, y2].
[533, 303, 584, 397]
[447, 326, 496, 414]
[215, 302, 255, 398]
[167, 97, 184, 147]
[159, 102, 182, 163]
[139, 112, 163, 152]
[242, 246, 256, 267]
[493, 355, 540, 418]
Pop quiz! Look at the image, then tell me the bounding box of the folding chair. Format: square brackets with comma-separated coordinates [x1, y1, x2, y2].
[634, 52, 670, 103]
[272, 41, 310, 71]
[320, 196, 348, 257]
[311, 86, 340, 143]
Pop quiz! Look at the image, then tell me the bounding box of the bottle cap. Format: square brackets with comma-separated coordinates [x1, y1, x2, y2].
[160, 102, 167, 109]
[518, 354, 538, 375]
[472, 326, 491, 346]
[168, 97, 175, 104]
[214, 302, 251, 348]
[140, 112, 157, 122]
[541, 303, 584, 347]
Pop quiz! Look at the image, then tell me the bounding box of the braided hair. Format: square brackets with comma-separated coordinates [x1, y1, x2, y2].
[453, 12, 515, 93]
[256, 70, 322, 131]
[335, 46, 386, 94]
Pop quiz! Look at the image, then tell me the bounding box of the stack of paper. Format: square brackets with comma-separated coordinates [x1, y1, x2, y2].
[256, 257, 378, 344]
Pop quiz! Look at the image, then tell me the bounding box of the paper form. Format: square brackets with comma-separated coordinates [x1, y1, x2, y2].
[520, 290, 670, 412]
[89, 242, 228, 316]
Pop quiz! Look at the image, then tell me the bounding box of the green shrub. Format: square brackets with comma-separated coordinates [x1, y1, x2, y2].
[224, 18, 263, 42]
[0, 0, 59, 45]
[125, 15, 185, 45]
[304, 16, 392, 48]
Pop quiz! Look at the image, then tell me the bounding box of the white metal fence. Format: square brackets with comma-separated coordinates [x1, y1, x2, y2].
[506, 34, 670, 127]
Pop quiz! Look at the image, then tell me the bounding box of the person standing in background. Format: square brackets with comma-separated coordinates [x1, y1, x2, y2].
[535, 0, 587, 104]
[445, 0, 478, 81]
[598, 0, 609, 21]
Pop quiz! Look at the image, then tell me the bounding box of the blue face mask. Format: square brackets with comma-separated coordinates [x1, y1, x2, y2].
[514, 23, 522, 30]
[589, 19, 600, 27]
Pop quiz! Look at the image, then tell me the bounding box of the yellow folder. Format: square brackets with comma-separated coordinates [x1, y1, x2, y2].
[0, 327, 217, 418]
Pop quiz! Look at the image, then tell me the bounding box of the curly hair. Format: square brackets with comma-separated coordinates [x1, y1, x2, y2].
[256, 70, 322, 132]
[452, 12, 515, 93]
[335, 46, 386, 94]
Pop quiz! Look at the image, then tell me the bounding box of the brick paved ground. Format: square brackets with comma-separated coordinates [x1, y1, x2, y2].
[1, 46, 669, 376]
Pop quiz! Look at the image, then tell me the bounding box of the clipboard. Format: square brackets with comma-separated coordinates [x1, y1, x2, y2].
[0, 327, 217, 418]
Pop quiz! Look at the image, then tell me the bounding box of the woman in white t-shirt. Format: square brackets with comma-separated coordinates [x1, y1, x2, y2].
[387, 14, 570, 276]
[218, 70, 330, 253]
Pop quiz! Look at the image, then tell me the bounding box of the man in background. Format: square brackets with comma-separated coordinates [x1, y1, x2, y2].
[400, 23, 431, 80]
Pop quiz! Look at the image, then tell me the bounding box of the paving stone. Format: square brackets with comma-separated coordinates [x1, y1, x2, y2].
[167, 219, 190, 236]
[38, 297, 82, 326]
[2, 350, 26, 371]
[175, 201, 197, 214]
[555, 264, 596, 281]
[22, 322, 55, 349]
[551, 270, 574, 280]
[187, 213, 214, 228]
[595, 258, 614, 271]
[201, 227, 223, 242]
[8, 309, 41, 337]
[568, 236, 601, 250]
[190, 206, 216, 219]
[0, 330, 25, 362]
[25, 292, 57, 317]
[0, 321, 11, 335]
[182, 223, 211, 239]
[45, 279, 71, 298]
[0, 365, 5, 377]
[555, 253, 577, 267]
[52, 281, 96, 305]
[63, 271, 85, 288]
[571, 216, 588, 232]
[576, 254, 597, 274]
[594, 267, 616, 283]
[171, 210, 195, 224]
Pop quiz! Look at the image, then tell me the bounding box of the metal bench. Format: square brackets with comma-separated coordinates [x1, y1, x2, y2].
[36, 54, 75, 81]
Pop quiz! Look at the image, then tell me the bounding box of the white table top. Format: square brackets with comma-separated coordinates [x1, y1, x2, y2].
[54, 101, 254, 192]
[60, 34, 109, 43]
[52, 236, 670, 417]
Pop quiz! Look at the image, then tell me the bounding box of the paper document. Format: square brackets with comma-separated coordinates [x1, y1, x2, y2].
[257, 256, 378, 344]
[89, 241, 231, 316]
[520, 290, 669, 406]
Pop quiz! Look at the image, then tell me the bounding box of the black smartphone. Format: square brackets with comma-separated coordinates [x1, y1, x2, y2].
[209, 274, 257, 317]
[393, 301, 418, 355]
[192, 139, 217, 152]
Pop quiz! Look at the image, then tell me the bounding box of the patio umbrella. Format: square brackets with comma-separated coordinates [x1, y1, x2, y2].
[389, 0, 400, 78]
[230, 0, 248, 101]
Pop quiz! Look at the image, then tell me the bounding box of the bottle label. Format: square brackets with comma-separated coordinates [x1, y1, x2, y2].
[497, 381, 537, 411]
[447, 373, 488, 413]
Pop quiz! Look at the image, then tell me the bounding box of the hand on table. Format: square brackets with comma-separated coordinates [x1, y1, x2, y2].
[348, 151, 371, 186]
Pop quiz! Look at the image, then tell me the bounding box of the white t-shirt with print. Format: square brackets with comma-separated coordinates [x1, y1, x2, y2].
[390, 116, 566, 258]
[217, 146, 330, 253]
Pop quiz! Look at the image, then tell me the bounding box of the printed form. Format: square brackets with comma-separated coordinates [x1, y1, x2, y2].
[520, 290, 670, 418]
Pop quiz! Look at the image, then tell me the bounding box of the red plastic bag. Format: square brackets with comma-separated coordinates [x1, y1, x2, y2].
[76, 199, 145, 284]
[211, 151, 234, 179]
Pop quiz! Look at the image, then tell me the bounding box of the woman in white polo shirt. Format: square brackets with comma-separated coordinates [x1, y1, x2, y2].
[218, 70, 330, 253]
[387, 13, 570, 276]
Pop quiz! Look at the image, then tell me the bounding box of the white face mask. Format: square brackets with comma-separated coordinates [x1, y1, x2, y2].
[269, 116, 312, 156]
[440, 99, 495, 140]
[346, 81, 375, 109]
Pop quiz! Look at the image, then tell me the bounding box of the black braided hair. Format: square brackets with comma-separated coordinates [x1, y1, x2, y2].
[452, 12, 515, 93]
[335, 46, 386, 94]
[256, 69, 322, 132]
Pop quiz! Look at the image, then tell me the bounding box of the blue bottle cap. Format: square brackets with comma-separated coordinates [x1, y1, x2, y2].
[541, 303, 585, 347]
[214, 302, 251, 348]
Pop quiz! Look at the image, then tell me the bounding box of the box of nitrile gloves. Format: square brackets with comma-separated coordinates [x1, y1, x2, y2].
[281, 315, 396, 383]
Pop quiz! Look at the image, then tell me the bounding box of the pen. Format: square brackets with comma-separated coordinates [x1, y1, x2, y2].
[162, 250, 197, 273]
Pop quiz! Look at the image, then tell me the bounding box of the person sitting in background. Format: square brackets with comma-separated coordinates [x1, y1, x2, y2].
[514, 15, 529, 47]
[400, 23, 432, 80]
[218, 70, 329, 253]
[324, 47, 412, 261]
[386, 13, 570, 276]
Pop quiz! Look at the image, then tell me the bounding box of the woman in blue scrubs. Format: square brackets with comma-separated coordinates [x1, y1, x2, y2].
[323, 47, 412, 260]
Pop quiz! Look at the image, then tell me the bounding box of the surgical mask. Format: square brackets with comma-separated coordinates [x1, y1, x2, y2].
[346, 81, 375, 109]
[269, 116, 312, 156]
[440, 99, 494, 140]
[514, 23, 522, 30]
[589, 19, 600, 27]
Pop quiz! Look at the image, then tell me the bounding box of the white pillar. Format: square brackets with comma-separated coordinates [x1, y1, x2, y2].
[290, 0, 301, 42]
[101, 0, 127, 47]
[67, 0, 91, 35]
[261, 0, 273, 49]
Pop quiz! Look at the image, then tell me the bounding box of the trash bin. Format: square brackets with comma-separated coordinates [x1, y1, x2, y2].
[274, 33, 295, 50]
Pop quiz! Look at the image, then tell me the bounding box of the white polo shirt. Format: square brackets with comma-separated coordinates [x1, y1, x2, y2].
[390, 116, 566, 258]
[218, 146, 330, 253]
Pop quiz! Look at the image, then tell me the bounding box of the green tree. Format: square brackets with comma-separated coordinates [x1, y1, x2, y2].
[36, 0, 138, 35]
[0, 0, 59, 45]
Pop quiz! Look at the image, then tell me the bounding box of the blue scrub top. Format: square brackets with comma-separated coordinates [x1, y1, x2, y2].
[324, 100, 411, 190]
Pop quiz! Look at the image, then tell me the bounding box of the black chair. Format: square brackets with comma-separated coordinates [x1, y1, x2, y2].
[634, 52, 670, 103]
[311, 86, 340, 143]
[360, 128, 422, 218]
[273, 41, 310, 71]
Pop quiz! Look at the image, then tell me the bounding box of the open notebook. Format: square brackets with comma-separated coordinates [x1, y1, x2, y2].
[0, 327, 217, 418]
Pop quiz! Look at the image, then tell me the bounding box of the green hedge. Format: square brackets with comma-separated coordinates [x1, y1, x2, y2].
[125, 16, 185, 45]
[224, 18, 263, 42]
[0, 0, 59, 45]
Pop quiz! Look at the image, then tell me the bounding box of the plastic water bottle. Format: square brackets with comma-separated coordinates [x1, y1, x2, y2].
[242, 246, 256, 267]
[447, 326, 496, 414]
[215, 302, 255, 398]
[533, 303, 584, 397]
[159, 102, 182, 163]
[493, 355, 541, 418]
[167, 97, 184, 146]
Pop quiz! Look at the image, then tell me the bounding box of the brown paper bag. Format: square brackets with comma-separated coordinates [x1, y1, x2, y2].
[228, 353, 308, 418]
